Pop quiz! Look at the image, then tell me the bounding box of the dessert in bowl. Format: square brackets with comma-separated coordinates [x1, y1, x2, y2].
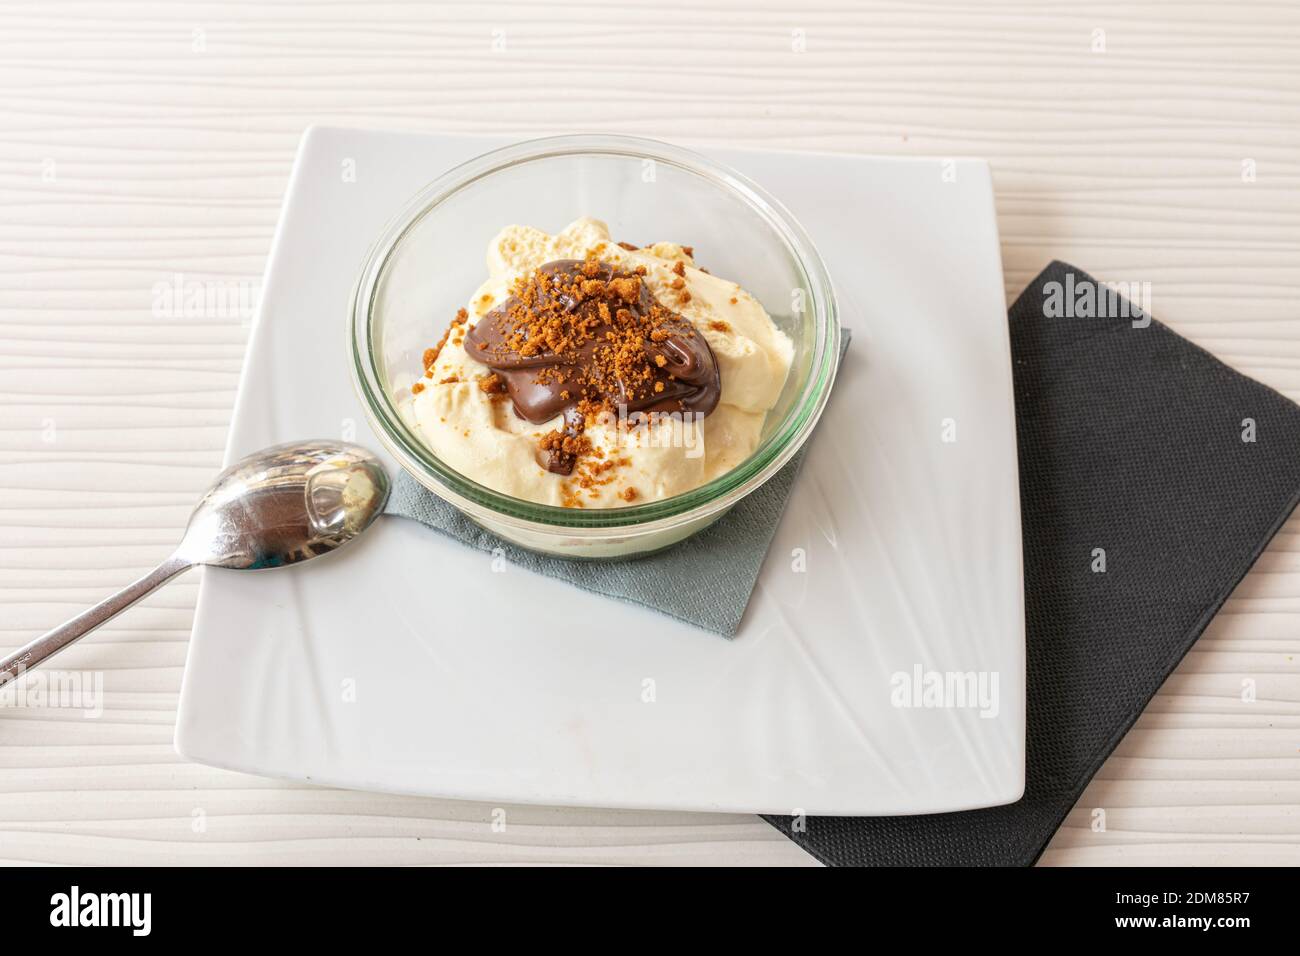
[407, 217, 794, 508]
[350, 134, 840, 558]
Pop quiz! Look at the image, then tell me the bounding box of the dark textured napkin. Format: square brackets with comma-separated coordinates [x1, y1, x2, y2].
[764, 261, 1300, 866]
[386, 335, 851, 638]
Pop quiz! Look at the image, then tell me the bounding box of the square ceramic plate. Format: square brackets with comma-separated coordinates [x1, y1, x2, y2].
[175, 127, 1024, 816]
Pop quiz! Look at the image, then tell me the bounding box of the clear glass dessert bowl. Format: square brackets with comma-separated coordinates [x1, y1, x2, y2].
[350, 134, 840, 559]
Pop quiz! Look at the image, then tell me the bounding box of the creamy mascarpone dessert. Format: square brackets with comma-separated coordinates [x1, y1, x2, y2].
[404, 218, 793, 507]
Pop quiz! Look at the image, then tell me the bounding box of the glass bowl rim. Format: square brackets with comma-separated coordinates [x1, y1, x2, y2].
[349, 132, 840, 533]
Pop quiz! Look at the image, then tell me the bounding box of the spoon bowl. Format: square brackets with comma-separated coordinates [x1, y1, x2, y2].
[181, 442, 389, 570]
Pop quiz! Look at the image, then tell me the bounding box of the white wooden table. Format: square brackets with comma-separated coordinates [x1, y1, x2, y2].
[1, 0, 1297, 866]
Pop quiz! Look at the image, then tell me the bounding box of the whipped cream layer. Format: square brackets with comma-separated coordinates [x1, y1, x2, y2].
[403, 218, 794, 508]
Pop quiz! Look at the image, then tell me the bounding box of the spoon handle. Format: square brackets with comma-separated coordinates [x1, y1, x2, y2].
[0, 554, 192, 689]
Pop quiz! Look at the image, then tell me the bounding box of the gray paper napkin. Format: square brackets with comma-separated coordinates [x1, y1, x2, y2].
[385, 333, 850, 637]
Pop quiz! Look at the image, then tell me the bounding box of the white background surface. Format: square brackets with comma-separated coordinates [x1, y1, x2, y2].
[1, 0, 1297, 866]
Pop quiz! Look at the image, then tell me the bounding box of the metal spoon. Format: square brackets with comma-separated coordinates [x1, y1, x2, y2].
[0, 440, 390, 689]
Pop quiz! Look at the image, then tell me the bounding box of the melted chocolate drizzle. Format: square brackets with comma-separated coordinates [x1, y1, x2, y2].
[464, 259, 720, 474]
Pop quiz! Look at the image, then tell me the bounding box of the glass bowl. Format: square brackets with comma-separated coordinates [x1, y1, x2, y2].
[350, 134, 840, 559]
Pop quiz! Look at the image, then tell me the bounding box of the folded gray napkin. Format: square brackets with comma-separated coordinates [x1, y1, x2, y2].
[385, 333, 850, 637]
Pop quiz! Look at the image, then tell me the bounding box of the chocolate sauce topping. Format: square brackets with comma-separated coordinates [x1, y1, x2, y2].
[464, 259, 721, 474]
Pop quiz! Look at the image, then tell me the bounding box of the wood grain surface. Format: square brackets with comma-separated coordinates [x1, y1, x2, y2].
[0, 0, 1297, 866]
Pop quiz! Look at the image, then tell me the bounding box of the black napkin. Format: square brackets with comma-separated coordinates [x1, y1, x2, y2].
[764, 261, 1300, 866]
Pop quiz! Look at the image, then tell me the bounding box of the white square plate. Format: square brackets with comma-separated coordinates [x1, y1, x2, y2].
[175, 127, 1024, 815]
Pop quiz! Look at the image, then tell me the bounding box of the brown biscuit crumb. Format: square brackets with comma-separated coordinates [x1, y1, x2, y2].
[708, 320, 730, 332]
[478, 372, 507, 395]
[608, 276, 641, 303]
[616, 241, 638, 251]
[539, 428, 593, 459]
[672, 261, 686, 277]
[411, 381, 425, 394]
[620, 487, 638, 502]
